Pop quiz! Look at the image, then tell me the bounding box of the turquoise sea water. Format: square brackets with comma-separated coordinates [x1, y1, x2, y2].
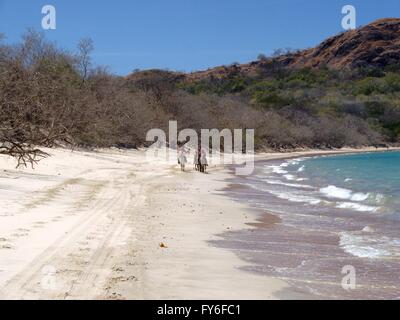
[257, 151, 400, 260]
[291, 151, 400, 220]
[214, 151, 400, 298]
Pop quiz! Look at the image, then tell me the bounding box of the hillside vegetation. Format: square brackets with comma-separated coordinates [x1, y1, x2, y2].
[1, 19, 400, 165]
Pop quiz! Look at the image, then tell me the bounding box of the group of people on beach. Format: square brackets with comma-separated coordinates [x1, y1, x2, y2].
[178, 145, 208, 173]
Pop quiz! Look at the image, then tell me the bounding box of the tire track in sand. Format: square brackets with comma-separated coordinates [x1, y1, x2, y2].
[0, 170, 136, 299]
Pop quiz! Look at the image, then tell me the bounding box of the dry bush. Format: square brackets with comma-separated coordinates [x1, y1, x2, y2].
[0, 30, 389, 167]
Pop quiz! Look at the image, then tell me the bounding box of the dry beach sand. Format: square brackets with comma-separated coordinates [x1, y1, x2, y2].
[0, 146, 396, 299]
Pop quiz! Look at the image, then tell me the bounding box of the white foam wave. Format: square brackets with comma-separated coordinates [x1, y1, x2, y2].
[375, 193, 385, 204]
[336, 202, 379, 212]
[284, 174, 307, 182]
[362, 226, 374, 233]
[351, 193, 370, 202]
[264, 179, 314, 189]
[320, 185, 370, 202]
[340, 232, 400, 259]
[267, 189, 323, 206]
[268, 165, 288, 175]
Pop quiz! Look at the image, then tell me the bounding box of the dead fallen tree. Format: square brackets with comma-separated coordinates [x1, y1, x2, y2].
[0, 124, 65, 168]
[0, 141, 48, 168]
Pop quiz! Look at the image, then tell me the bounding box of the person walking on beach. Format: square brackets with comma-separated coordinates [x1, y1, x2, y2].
[178, 143, 188, 172]
[193, 146, 208, 173]
[200, 148, 208, 173]
[194, 148, 200, 171]
[178, 152, 187, 171]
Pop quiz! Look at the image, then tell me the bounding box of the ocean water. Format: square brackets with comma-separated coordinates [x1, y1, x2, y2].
[213, 151, 400, 299]
[291, 151, 400, 219]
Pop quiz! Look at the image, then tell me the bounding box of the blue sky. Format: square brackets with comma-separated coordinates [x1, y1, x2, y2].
[0, 0, 399, 75]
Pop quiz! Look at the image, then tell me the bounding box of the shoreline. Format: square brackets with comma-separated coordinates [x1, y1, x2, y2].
[0, 146, 398, 299]
[255, 146, 400, 162]
[218, 147, 400, 299]
[140, 147, 400, 299]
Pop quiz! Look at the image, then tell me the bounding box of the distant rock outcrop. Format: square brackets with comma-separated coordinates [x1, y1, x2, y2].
[176, 18, 400, 82]
[282, 18, 400, 69]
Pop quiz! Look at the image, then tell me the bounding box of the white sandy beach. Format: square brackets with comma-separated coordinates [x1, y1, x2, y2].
[0, 146, 396, 300]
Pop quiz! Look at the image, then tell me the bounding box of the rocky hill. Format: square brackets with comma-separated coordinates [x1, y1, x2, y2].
[178, 18, 400, 81]
[282, 18, 400, 69]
